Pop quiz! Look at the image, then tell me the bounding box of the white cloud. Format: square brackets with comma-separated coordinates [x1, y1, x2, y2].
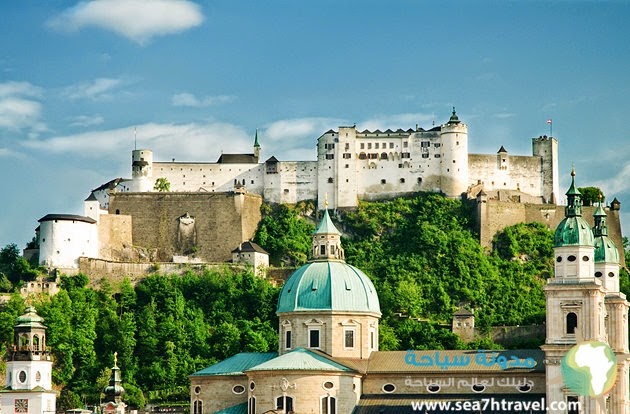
[0, 81, 42, 98]
[68, 115, 105, 127]
[62, 78, 123, 101]
[48, 0, 204, 45]
[592, 162, 630, 195]
[0, 81, 45, 133]
[171, 92, 236, 107]
[21, 122, 253, 162]
[262, 117, 342, 160]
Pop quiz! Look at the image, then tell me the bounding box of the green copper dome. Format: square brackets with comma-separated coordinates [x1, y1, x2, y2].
[594, 237, 619, 264]
[593, 200, 619, 263]
[554, 217, 595, 247]
[553, 168, 594, 248]
[277, 260, 381, 315]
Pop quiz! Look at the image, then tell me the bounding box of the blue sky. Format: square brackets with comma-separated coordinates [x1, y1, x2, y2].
[1, 0, 630, 249]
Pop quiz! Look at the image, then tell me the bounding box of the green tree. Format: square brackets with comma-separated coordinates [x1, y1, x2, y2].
[578, 186, 604, 206]
[254, 203, 315, 266]
[153, 177, 171, 192]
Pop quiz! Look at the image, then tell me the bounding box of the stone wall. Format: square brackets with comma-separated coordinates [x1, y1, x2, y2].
[98, 213, 133, 261]
[108, 192, 262, 263]
[477, 198, 625, 267]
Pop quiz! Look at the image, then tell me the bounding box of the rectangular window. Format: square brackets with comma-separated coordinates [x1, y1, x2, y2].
[434, 143, 441, 148]
[375, 143, 379, 149]
[368, 153, 378, 159]
[401, 153, 410, 158]
[389, 142, 394, 149]
[434, 154, 441, 158]
[403, 141, 409, 148]
[422, 153, 429, 158]
[327, 177, 333, 183]
[345, 143, 350, 150]
[360, 143, 365, 149]
[370, 331, 375, 349]
[325, 154, 334, 160]
[309, 329, 320, 348]
[343, 153, 351, 159]
[421, 141, 430, 148]
[344, 329, 355, 348]
[324, 143, 335, 150]
[285, 330, 292, 349]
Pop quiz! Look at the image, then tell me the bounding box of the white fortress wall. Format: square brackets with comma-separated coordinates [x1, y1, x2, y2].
[468, 153, 543, 198]
[152, 162, 264, 193]
[263, 161, 318, 204]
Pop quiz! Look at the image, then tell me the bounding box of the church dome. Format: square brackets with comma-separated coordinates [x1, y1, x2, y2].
[16, 306, 46, 329]
[553, 216, 594, 247]
[276, 260, 381, 315]
[594, 237, 619, 263]
[553, 168, 594, 248]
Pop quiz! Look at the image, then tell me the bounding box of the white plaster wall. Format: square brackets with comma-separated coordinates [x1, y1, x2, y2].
[6, 360, 53, 390]
[39, 220, 99, 268]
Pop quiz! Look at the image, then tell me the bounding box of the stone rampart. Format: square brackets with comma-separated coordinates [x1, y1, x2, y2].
[477, 199, 625, 266]
[108, 192, 262, 263]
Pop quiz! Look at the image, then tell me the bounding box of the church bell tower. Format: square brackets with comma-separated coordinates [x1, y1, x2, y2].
[1, 307, 57, 414]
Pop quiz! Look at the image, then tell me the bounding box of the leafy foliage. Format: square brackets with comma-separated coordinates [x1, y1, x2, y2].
[253, 203, 315, 266]
[0, 193, 579, 405]
[578, 186, 604, 206]
[153, 177, 171, 192]
[0, 243, 42, 285]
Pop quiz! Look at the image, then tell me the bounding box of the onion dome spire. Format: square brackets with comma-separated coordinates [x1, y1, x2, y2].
[104, 352, 125, 403]
[564, 165, 582, 217]
[553, 168, 594, 247]
[447, 107, 461, 124]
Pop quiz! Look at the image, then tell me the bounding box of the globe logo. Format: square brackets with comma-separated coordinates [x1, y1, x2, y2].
[561, 341, 617, 397]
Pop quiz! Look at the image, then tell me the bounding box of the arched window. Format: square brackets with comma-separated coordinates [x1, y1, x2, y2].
[193, 400, 203, 414]
[247, 397, 256, 414]
[276, 396, 294, 414]
[33, 335, 39, 351]
[566, 312, 578, 334]
[321, 396, 336, 414]
[20, 335, 29, 349]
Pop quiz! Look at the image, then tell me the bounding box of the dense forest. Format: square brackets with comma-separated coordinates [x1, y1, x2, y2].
[0, 192, 628, 410]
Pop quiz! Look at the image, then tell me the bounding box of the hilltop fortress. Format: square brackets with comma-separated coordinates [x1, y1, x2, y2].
[112, 109, 559, 209]
[35, 109, 624, 274]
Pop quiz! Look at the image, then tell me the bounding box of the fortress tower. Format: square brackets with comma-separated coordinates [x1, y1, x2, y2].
[440, 108, 469, 198]
[532, 135, 559, 204]
[131, 149, 154, 192]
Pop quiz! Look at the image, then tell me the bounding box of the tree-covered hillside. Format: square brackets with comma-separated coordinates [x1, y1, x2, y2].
[0, 192, 628, 409]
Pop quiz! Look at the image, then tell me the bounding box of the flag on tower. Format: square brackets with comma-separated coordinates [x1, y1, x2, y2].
[547, 119, 552, 124]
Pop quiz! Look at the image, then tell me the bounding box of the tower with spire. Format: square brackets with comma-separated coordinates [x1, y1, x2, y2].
[542, 169, 629, 413]
[1, 307, 56, 414]
[101, 352, 126, 414]
[253, 129, 261, 163]
[276, 208, 380, 359]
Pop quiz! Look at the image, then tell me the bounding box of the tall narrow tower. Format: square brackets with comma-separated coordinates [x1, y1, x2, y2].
[541, 169, 606, 414]
[593, 198, 630, 414]
[253, 129, 261, 163]
[1, 307, 56, 414]
[440, 108, 469, 198]
[101, 353, 126, 414]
